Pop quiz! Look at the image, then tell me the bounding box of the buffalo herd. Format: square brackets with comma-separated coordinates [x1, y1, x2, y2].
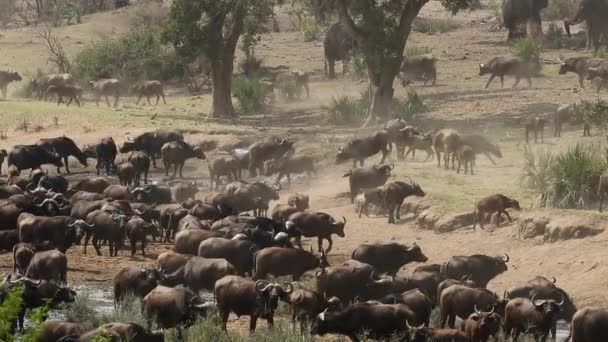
[0, 123, 601, 342]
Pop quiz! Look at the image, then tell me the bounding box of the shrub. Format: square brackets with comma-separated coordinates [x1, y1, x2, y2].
[240, 55, 264, 78]
[302, 16, 319, 41]
[72, 24, 182, 83]
[324, 93, 367, 125]
[578, 98, 608, 131]
[413, 17, 461, 34]
[65, 291, 146, 327]
[542, 0, 576, 21]
[488, 0, 503, 25]
[544, 22, 565, 49]
[511, 37, 542, 62]
[233, 77, 267, 114]
[593, 47, 608, 58]
[523, 144, 607, 208]
[405, 46, 432, 58]
[389, 88, 427, 121]
[347, 48, 367, 80]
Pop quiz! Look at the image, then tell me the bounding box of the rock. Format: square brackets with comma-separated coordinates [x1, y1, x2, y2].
[516, 210, 606, 242]
[435, 211, 475, 233]
[402, 196, 431, 216]
[416, 209, 441, 231]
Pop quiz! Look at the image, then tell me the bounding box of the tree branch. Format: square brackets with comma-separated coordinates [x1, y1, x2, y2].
[335, 0, 367, 46]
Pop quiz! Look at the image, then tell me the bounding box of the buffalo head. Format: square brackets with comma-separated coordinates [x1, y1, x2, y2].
[9, 71, 22, 82]
[376, 164, 394, 177]
[35, 198, 60, 216]
[310, 308, 339, 336]
[120, 141, 136, 154]
[255, 280, 289, 318]
[335, 147, 352, 164]
[141, 265, 166, 282]
[558, 61, 570, 75]
[409, 181, 426, 197]
[493, 254, 510, 272]
[405, 321, 428, 342]
[288, 193, 309, 210]
[402, 243, 428, 263]
[192, 146, 206, 160]
[532, 293, 563, 316]
[479, 63, 491, 76]
[67, 219, 95, 242]
[330, 216, 347, 238]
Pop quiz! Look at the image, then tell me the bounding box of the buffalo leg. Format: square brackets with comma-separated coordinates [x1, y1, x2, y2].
[485, 75, 495, 89]
[379, 148, 388, 164]
[513, 76, 521, 88]
[295, 236, 303, 250]
[173, 163, 178, 177]
[92, 237, 102, 256]
[63, 156, 70, 174]
[503, 210, 513, 223]
[600, 190, 604, 212]
[325, 237, 333, 254]
[105, 95, 111, 107]
[412, 148, 416, 160]
[396, 199, 404, 220]
[144, 169, 148, 184]
[114, 95, 119, 107]
[404, 146, 413, 159]
[179, 163, 185, 178]
[266, 315, 274, 330]
[478, 211, 486, 229]
[286, 173, 291, 188]
[457, 159, 462, 173]
[436, 151, 442, 167]
[534, 129, 538, 144]
[220, 309, 229, 331]
[131, 241, 136, 256]
[146, 95, 152, 105]
[500, 75, 505, 87]
[249, 316, 258, 333]
[73, 96, 80, 107]
[136, 95, 142, 105]
[161, 91, 166, 104]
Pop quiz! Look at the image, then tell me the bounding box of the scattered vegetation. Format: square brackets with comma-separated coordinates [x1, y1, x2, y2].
[15, 118, 30, 132]
[324, 92, 368, 125]
[73, 24, 181, 83]
[405, 46, 433, 58]
[277, 79, 302, 101]
[390, 88, 427, 121]
[232, 77, 267, 114]
[0, 285, 53, 341]
[488, 0, 503, 26]
[239, 55, 264, 78]
[511, 37, 542, 62]
[544, 23, 586, 49]
[66, 291, 146, 327]
[578, 98, 608, 131]
[301, 16, 319, 41]
[523, 144, 607, 208]
[542, 0, 576, 21]
[347, 48, 367, 80]
[413, 17, 461, 34]
[593, 47, 608, 58]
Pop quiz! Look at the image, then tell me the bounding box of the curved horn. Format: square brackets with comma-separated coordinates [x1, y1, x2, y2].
[502, 253, 510, 262]
[273, 182, 282, 191]
[342, 216, 347, 224]
[549, 276, 557, 284]
[488, 305, 495, 314]
[557, 293, 565, 306]
[474, 304, 481, 315]
[285, 282, 294, 294]
[405, 320, 412, 330]
[255, 280, 270, 291]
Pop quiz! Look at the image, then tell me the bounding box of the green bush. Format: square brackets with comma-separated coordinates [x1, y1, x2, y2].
[389, 88, 427, 121]
[72, 24, 182, 83]
[511, 37, 542, 61]
[347, 48, 367, 80]
[240, 55, 264, 78]
[542, 0, 576, 21]
[324, 93, 367, 125]
[593, 47, 608, 58]
[233, 77, 267, 114]
[578, 98, 608, 130]
[488, 0, 503, 25]
[302, 16, 319, 41]
[413, 17, 461, 34]
[405, 46, 432, 58]
[523, 144, 607, 208]
[66, 291, 146, 327]
[544, 22, 565, 49]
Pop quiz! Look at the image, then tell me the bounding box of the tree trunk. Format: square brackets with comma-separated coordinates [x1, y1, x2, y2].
[208, 58, 235, 119]
[364, 78, 394, 127]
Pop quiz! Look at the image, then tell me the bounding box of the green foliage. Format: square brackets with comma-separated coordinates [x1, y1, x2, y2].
[542, 0, 576, 21]
[405, 46, 432, 58]
[593, 47, 608, 58]
[389, 88, 427, 121]
[20, 299, 52, 341]
[66, 291, 146, 327]
[240, 54, 264, 78]
[0, 285, 23, 341]
[302, 16, 319, 41]
[347, 48, 367, 80]
[488, 0, 503, 25]
[324, 92, 368, 125]
[578, 98, 608, 131]
[511, 37, 542, 61]
[441, 0, 481, 14]
[413, 17, 461, 34]
[544, 23, 565, 49]
[523, 144, 608, 208]
[73, 24, 181, 82]
[233, 77, 267, 114]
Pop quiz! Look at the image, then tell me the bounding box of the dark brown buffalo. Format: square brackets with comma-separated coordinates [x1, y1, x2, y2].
[125, 216, 159, 256]
[38, 320, 90, 342]
[132, 80, 166, 105]
[253, 247, 328, 281]
[117, 163, 136, 186]
[214, 276, 290, 333]
[197, 237, 256, 276]
[26, 249, 68, 283]
[324, 22, 354, 78]
[83, 137, 117, 175]
[524, 115, 546, 144]
[559, 57, 606, 88]
[285, 211, 346, 253]
[89, 78, 120, 107]
[69, 177, 111, 194]
[113, 265, 164, 302]
[31, 73, 73, 99]
[504, 296, 563, 341]
[384, 118, 409, 154]
[142, 285, 213, 330]
[343, 164, 393, 203]
[436, 276, 478, 306]
[74, 322, 163, 342]
[479, 56, 538, 88]
[315, 260, 376, 304]
[128, 151, 151, 186]
[271, 193, 309, 222]
[102, 185, 132, 201]
[380, 289, 434, 326]
[156, 250, 191, 274]
[264, 155, 316, 187]
[44, 84, 82, 107]
[460, 134, 503, 165]
[121, 129, 184, 168]
[18, 214, 91, 253]
[351, 241, 427, 275]
[208, 155, 240, 190]
[400, 55, 438, 86]
[433, 128, 462, 169]
[84, 210, 128, 256]
[132, 184, 172, 204]
[36, 136, 88, 174]
[383, 181, 426, 224]
[171, 180, 198, 203]
[0, 229, 18, 251]
[12, 242, 34, 274]
[440, 254, 509, 288]
[288, 285, 341, 329]
[0, 70, 22, 99]
[440, 285, 502, 328]
[462, 309, 502, 342]
[569, 306, 608, 342]
[310, 302, 415, 341]
[160, 141, 206, 178]
[336, 131, 389, 167]
[473, 194, 521, 229]
[587, 63, 608, 92]
[164, 256, 236, 291]
[8, 145, 63, 174]
[247, 137, 294, 177]
[506, 276, 576, 339]
[406, 324, 468, 342]
[0, 204, 23, 230]
[173, 228, 223, 255]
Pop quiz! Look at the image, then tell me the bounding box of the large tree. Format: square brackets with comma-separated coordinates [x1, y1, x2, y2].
[336, 0, 474, 127]
[162, 0, 273, 119]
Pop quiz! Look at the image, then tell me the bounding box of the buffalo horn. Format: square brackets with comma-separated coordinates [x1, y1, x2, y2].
[532, 294, 546, 307]
[502, 253, 510, 262]
[390, 163, 395, 170]
[285, 282, 294, 294]
[474, 304, 481, 315]
[489, 305, 495, 314]
[557, 294, 565, 306]
[273, 183, 282, 191]
[342, 216, 347, 224]
[318, 308, 328, 321]
[405, 320, 412, 330]
[549, 276, 557, 284]
[255, 280, 270, 292]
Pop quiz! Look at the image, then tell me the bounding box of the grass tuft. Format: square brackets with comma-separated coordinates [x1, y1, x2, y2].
[413, 17, 461, 34]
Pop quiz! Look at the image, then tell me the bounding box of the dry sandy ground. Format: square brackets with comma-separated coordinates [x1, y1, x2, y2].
[0, 0, 608, 336]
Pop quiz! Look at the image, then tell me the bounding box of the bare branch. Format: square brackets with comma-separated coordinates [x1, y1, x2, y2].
[35, 23, 71, 73]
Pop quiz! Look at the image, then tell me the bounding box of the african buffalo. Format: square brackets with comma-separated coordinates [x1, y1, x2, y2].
[351, 241, 427, 275]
